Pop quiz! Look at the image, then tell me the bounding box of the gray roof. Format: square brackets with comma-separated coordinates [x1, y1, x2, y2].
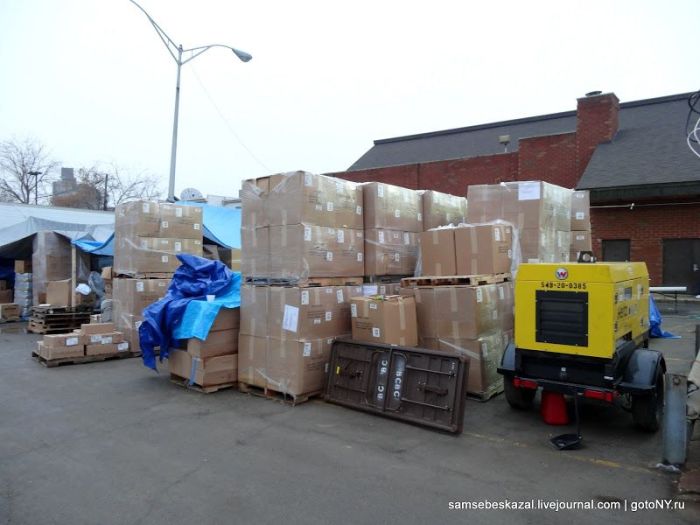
[348, 93, 700, 191]
[577, 94, 700, 189]
[348, 111, 577, 170]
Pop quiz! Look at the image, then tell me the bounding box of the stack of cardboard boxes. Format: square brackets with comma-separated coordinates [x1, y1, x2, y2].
[0, 279, 12, 314]
[13, 260, 32, 318]
[169, 308, 240, 389]
[420, 190, 468, 230]
[112, 201, 203, 354]
[239, 171, 366, 400]
[363, 182, 422, 277]
[31, 232, 90, 306]
[35, 322, 130, 362]
[0, 303, 19, 322]
[569, 190, 593, 261]
[467, 181, 572, 263]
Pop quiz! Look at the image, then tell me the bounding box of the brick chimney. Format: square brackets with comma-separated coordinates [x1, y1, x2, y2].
[576, 91, 619, 176]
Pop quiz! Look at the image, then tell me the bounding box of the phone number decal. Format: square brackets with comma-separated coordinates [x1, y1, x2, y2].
[540, 281, 587, 290]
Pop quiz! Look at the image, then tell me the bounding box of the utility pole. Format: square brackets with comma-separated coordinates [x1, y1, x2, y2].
[103, 173, 109, 211]
[28, 171, 42, 205]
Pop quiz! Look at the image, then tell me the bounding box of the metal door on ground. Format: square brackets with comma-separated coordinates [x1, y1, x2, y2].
[662, 239, 700, 295]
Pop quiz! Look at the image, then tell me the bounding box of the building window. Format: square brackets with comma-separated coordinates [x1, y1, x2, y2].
[602, 239, 630, 262]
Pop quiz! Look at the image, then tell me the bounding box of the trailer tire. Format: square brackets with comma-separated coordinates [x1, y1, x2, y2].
[504, 380, 536, 410]
[631, 370, 664, 432]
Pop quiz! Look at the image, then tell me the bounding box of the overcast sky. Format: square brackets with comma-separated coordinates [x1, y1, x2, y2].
[0, 0, 696, 199]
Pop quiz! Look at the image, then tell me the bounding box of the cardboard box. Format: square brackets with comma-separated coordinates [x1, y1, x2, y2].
[268, 286, 350, 340]
[218, 247, 242, 272]
[241, 227, 269, 277]
[85, 343, 118, 356]
[467, 181, 572, 232]
[169, 350, 238, 387]
[240, 285, 269, 337]
[350, 295, 418, 346]
[266, 172, 363, 230]
[419, 229, 456, 276]
[46, 280, 71, 307]
[571, 190, 591, 231]
[42, 333, 84, 348]
[81, 322, 116, 335]
[186, 329, 239, 359]
[238, 334, 267, 387]
[268, 224, 364, 279]
[570, 230, 593, 253]
[436, 331, 509, 397]
[210, 308, 240, 331]
[363, 182, 422, 232]
[421, 190, 467, 230]
[32, 232, 90, 305]
[84, 332, 124, 345]
[520, 228, 570, 263]
[0, 303, 19, 320]
[265, 337, 333, 396]
[112, 278, 169, 335]
[115, 201, 203, 239]
[14, 260, 32, 273]
[361, 283, 401, 296]
[101, 266, 113, 281]
[114, 235, 203, 275]
[37, 341, 84, 360]
[454, 224, 512, 275]
[0, 290, 12, 303]
[364, 229, 419, 276]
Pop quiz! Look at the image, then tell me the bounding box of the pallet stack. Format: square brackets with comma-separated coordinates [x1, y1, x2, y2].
[34, 321, 130, 367]
[13, 259, 33, 319]
[28, 305, 92, 334]
[112, 201, 203, 354]
[239, 171, 365, 404]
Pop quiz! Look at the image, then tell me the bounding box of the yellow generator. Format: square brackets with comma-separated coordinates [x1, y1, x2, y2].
[498, 261, 666, 431]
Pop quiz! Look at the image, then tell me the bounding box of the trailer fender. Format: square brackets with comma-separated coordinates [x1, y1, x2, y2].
[619, 349, 666, 393]
[497, 341, 517, 377]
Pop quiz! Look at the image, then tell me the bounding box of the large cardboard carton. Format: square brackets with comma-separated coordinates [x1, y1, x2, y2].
[81, 322, 116, 335]
[83, 332, 124, 346]
[241, 227, 269, 277]
[364, 229, 418, 276]
[266, 337, 333, 396]
[42, 333, 83, 349]
[114, 235, 203, 275]
[454, 224, 512, 275]
[14, 260, 32, 273]
[37, 341, 84, 360]
[520, 228, 570, 263]
[218, 247, 242, 272]
[350, 295, 418, 346]
[210, 308, 240, 331]
[266, 172, 363, 230]
[467, 181, 572, 232]
[85, 343, 119, 356]
[267, 286, 350, 340]
[238, 334, 267, 387]
[240, 285, 269, 337]
[115, 201, 203, 239]
[399, 287, 438, 339]
[268, 224, 364, 279]
[46, 279, 72, 306]
[0, 303, 20, 321]
[570, 230, 593, 254]
[32, 232, 89, 305]
[0, 290, 12, 303]
[360, 283, 401, 296]
[169, 350, 238, 387]
[421, 190, 467, 230]
[571, 190, 591, 231]
[419, 229, 456, 276]
[363, 182, 422, 232]
[112, 278, 169, 352]
[186, 329, 239, 359]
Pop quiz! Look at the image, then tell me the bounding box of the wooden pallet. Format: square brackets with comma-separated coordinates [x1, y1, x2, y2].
[238, 381, 321, 406]
[114, 272, 173, 280]
[363, 275, 410, 284]
[31, 305, 92, 316]
[28, 305, 92, 334]
[31, 351, 133, 368]
[0, 317, 20, 324]
[244, 276, 364, 288]
[169, 374, 236, 394]
[401, 273, 511, 288]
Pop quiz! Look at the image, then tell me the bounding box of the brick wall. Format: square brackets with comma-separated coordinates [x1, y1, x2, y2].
[591, 203, 700, 285]
[517, 132, 577, 187]
[576, 93, 619, 176]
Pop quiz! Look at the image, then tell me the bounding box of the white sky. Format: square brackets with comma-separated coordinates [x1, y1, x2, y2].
[0, 0, 696, 199]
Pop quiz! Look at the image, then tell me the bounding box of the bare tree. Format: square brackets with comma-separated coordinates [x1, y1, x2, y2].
[0, 137, 57, 204]
[52, 163, 163, 210]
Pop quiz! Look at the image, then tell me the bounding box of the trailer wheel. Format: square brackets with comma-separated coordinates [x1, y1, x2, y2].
[632, 370, 664, 432]
[504, 380, 536, 410]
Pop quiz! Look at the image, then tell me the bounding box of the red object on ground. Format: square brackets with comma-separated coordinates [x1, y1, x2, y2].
[540, 391, 569, 425]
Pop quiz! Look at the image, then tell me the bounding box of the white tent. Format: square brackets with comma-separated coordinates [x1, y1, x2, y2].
[0, 202, 114, 259]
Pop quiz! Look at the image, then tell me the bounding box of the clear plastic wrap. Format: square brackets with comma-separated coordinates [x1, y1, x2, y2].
[114, 201, 204, 276]
[32, 231, 89, 304]
[241, 227, 269, 278]
[13, 273, 33, 318]
[364, 229, 418, 276]
[112, 277, 169, 352]
[571, 190, 591, 230]
[420, 190, 468, 231]
[363, 182, 422, 232]
[268, 224, 364, 280]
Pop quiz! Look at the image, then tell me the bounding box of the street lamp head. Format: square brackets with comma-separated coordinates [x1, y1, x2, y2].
[231, 48, 252, 62]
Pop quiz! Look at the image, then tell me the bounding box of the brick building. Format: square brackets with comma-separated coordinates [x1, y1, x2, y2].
[334, 92, 700, 294]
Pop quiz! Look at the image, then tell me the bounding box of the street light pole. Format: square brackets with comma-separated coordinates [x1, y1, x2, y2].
[127, 0, 252, 202]
[28, 170, 41, 205]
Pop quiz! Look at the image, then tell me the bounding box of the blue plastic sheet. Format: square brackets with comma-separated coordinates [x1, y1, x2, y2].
[179, 201, 241, 249]
[649, 295, 679, 339]
[138, 254, 241, 370]
[72, 234, 115, 256]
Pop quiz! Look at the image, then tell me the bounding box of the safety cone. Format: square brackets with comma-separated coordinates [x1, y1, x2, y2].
[541, 390, 569, 425]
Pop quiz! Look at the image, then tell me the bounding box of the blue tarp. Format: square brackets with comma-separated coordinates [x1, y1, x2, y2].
[70, 203, 241, 257]
[649, 295, 679, 339]
[138, 254, 241, 371]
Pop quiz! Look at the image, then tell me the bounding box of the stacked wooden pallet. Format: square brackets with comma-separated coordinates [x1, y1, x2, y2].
[28, 305, 92, 334]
